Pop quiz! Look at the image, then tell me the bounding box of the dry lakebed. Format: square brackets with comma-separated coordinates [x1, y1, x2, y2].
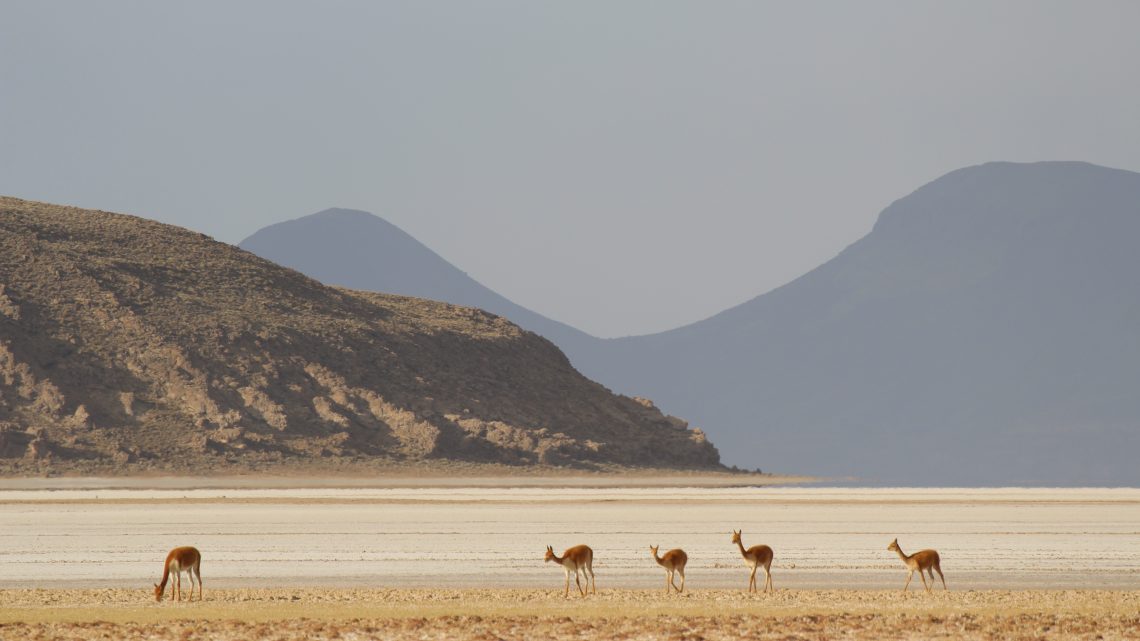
[1, 477, 1137, 639]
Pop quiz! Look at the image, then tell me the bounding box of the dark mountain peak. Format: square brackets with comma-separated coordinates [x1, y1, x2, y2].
[574, 161, 1140, 484]
[310, 207, 377, 218]
[304, 207, 404, 228]
[872, 161, 1140, 236]
[253, 207, 410, 240]
[240, 208, 601, 361]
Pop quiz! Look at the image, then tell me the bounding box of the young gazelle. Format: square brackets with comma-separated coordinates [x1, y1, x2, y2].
[649, 545, 688, 593]
[887, 538, 946, 592]
[731, 530, 774, 593]
[544, 544, 595, 598]
[154, 546, 202, 602]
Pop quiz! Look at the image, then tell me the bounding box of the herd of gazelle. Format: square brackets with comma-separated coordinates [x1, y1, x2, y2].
[541, 531, 945, 598]
[153, 534, 946, 602]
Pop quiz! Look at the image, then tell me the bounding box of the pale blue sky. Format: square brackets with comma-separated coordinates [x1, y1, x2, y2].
[3, 1, 1139, 336]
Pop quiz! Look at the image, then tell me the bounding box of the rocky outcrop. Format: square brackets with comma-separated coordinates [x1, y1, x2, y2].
[0, 196, 721, 474]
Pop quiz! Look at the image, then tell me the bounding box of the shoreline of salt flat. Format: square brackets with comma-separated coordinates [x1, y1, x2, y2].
[0, 472, 811, 492]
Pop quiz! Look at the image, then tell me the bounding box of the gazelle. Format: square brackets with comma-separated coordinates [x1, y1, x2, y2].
[887, 538, 946, 592]
[731, 530, 774, 593]
[544, 544, 595, 598]
[650, 545, 688, 593]
[154, 546, 202, 602]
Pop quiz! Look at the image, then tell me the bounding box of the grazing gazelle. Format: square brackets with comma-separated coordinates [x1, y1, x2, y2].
[154, 546, 202, 602]
[544, 544, 595, 598]
[731, 530, 774, 593]
[649, 545, 688, 593]
[887, 538, 946, 592]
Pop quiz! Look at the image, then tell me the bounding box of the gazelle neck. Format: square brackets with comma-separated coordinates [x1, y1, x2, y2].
[893, 545, 910, 562]
[736, 539, 748, 558]
[157, 562, 170, 590]
[652, 549, 664, 565]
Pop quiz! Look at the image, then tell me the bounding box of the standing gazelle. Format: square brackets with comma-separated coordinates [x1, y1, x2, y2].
[154, 546, 202, 602]
[731, 530, 774, 593]
[544, 544, 595, 598]
[650, 545, 688, 593]
[887, 538, 946, 592]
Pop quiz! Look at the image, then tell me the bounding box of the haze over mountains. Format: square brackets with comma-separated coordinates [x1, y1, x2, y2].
[240, 210, 600, 361]
[0, 196, 719, 474]
[242, 162, 1140, 485]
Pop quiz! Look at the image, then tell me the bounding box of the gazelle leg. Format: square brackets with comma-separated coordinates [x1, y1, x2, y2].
[934, 564, 946, 590]
[587, 563, 595, 595]
[903, 570, 913, 592]
[678, 569, 685, 593]
[765, 566, 773, 593]
[564, 568, 570, 598]
[919, 569, 930, 592]
[665, 571, 671, 594]
[749, 567, 757, 592]
[575, 569, 585, 597]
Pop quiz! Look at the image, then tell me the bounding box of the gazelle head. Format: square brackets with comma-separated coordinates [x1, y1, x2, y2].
[887, 538, 900, 552]
[153, 582, 163, 601]
[544, 545, 555, 562]
[649, 544, 659, 557]
[731, 529, 742, 544]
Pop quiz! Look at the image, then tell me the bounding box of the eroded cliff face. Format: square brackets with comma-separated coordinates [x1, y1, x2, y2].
[0, 196, 720, 474]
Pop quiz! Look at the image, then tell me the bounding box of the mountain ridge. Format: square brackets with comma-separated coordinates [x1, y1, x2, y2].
[239, 161, 1140, 484]
[0, 196, 721, 475]
[582, 161, 1140, 483]
[239, 208, 602, 359]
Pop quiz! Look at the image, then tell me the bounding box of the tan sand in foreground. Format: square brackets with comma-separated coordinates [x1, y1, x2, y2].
[1, 589, 1137, 640]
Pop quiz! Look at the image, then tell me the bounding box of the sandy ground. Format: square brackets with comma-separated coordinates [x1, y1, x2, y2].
[0, 588, 1137, 640]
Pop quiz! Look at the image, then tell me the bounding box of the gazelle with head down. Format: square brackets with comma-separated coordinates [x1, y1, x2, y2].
[544, 544, 595, 597]
[731, 530, 773, 593]
[887, 538, 946, 592]
[153, 546, 202, 602]
[649, 545, 687, 593]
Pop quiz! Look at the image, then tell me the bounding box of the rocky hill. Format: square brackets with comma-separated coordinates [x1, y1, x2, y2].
[0, 196, 719, 475]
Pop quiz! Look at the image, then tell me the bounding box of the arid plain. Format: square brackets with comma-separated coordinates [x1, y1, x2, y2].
[1, 478, 1138, 640]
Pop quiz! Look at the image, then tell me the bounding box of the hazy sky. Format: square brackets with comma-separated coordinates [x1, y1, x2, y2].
[3, 2, 1139, 337]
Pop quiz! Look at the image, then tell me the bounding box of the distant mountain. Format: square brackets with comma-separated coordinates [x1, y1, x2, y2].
[584, 161, 1140, 484]
[239, 209, 601, 362]
[241, 162, 1140, 484]
[0, 196, 720, 475]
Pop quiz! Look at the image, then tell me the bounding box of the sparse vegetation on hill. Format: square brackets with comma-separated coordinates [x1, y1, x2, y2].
[0, 196, 720, 475]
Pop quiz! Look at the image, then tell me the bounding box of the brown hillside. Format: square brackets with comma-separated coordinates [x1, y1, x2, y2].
[0, 196, 720, 474]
